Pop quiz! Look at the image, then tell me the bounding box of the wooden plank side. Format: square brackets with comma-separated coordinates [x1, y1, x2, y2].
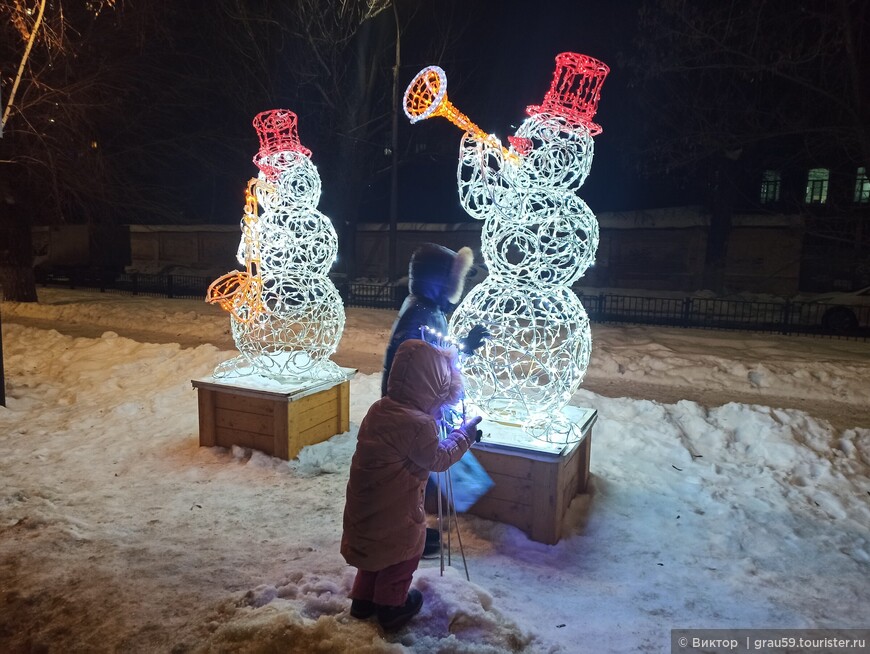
[472, 448, 535, 481]
[296, 399, 342, 433]
[530, 459, 561, 545]
[561, 456, 581, 512]
[292, 385, 338, 412]
[338, 381, 350, 433]
[274, 403, 290, 460]
[197, 388, 217, 447]
[477, 471, 534, 505]
[558, 439, 580, 497]
[196, 378, 356, 460]
[466, 495, 533, 535]
[297, 415, 340, 447]
[577, 431, 592, 492]
[215, 426, 260, 451]
[254, 433, 276, 455]
[215, 407, 272, 436]
[214, 392, 276, 417]
[286, 389, 349, 459]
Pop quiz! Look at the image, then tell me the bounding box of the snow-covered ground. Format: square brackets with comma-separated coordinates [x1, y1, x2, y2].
[1, 288, 868, 653]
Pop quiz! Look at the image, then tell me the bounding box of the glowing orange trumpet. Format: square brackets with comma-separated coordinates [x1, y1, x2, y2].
[403, 66, 518, 163]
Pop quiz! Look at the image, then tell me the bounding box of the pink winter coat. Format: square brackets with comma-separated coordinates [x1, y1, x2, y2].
[341, 339, 474, 571]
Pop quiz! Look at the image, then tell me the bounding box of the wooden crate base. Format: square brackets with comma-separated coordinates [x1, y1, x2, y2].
[192, 369, 354, 460]
[466, 407, 597, 545]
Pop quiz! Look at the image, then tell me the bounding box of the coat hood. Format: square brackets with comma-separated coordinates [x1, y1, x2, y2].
[408, 244, 474, 310]
[386, 339, 463, 415]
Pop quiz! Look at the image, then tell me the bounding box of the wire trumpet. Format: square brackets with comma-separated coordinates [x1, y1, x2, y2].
[403, 66, 518, 163]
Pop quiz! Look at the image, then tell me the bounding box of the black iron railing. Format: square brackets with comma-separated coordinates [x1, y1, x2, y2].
[33, 270, 869, 340]
[579, 292, 870, 339]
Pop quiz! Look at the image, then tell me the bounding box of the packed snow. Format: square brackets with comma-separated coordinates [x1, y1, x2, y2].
[1, 288, 868, 653]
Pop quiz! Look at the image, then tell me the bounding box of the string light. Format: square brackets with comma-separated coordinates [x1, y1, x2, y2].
[420, 325, 464, 351]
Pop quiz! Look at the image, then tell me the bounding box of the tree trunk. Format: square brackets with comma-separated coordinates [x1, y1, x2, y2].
[0, 181, 38, 302]
[329, 138, 365, 282]
[703, 205, 731, 294]
[0, 306, 5, 406]
[702, 158, 734, 294]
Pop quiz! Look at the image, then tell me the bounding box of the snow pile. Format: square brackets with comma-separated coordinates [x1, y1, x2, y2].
[1, 289, 868, 653]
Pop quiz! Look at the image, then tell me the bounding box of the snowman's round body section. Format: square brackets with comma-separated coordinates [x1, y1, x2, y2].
[481, 190, 599, 286]
[231, 273, 345, 380]
[258, 206, 338, 276]
[450, 279, 591, 423]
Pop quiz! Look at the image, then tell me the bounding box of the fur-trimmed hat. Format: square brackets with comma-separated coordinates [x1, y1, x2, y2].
[408, 244, 474, 308]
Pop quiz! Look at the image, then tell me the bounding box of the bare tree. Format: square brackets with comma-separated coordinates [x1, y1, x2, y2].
[280, 0, 399, 280]
[1, 0, 476, 302]
[211, 0, 479, 281]
[631, 0, 870, 289]
[1, 1, 119, 301]
[0, 0, 183, 301]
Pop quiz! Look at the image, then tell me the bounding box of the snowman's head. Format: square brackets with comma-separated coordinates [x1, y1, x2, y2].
[506, 114, 595, 191]
[275, 154, 322, 209]
[504, 52, 608, 191]
[253, 153, 321, 212]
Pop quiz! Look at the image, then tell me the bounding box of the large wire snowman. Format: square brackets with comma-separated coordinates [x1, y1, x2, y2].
[404, 53, 608, 443]
[207, 109, 345, 383]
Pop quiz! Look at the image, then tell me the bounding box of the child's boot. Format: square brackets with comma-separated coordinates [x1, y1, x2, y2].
[350, 598, 377, 619]
[377, 589, 424, 631]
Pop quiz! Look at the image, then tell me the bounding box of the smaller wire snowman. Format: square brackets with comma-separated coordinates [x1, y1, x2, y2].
[207, 109, 345, 383]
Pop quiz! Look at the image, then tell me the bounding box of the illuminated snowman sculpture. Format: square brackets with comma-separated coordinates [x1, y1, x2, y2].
[207, 109, 345, 383]
[404, 53, 608, 443]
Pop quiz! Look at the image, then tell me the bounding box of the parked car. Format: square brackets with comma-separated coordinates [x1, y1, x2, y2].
[805, 286, 870, 332]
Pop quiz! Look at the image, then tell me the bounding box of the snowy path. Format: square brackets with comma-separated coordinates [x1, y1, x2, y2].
[6, 302, 870, 431]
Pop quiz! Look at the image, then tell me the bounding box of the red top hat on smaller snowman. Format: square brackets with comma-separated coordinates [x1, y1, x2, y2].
[526, 52, 609, 136]
[252, 109, 312, 180]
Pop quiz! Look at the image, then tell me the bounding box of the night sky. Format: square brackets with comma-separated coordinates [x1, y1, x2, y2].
[9, 1, 864, 232]
[186, 1, 653, 227]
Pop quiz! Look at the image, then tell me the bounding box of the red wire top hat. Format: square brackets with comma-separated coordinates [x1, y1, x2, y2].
[526, 52, 609, 136]
[252, 109, 311, 180]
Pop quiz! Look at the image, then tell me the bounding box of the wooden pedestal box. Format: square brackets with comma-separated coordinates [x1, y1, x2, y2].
[191, 370, 354, 460]
[466, 407, 597, 545]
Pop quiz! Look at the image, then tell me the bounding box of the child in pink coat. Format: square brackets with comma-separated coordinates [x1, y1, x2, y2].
[341, 339, 482, 631]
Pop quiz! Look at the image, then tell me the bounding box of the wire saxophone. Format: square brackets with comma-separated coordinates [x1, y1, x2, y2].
[205, 178, 272, 324]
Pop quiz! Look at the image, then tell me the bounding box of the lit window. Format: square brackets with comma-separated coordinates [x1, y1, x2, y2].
[805, 168, 829, 204]
[854, 166, 869, 204]
[760, 170, 781, 203]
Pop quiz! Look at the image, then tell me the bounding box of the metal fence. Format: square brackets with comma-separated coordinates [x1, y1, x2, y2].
[34, 270, 870, 340]
[579, 292, 869, 339]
